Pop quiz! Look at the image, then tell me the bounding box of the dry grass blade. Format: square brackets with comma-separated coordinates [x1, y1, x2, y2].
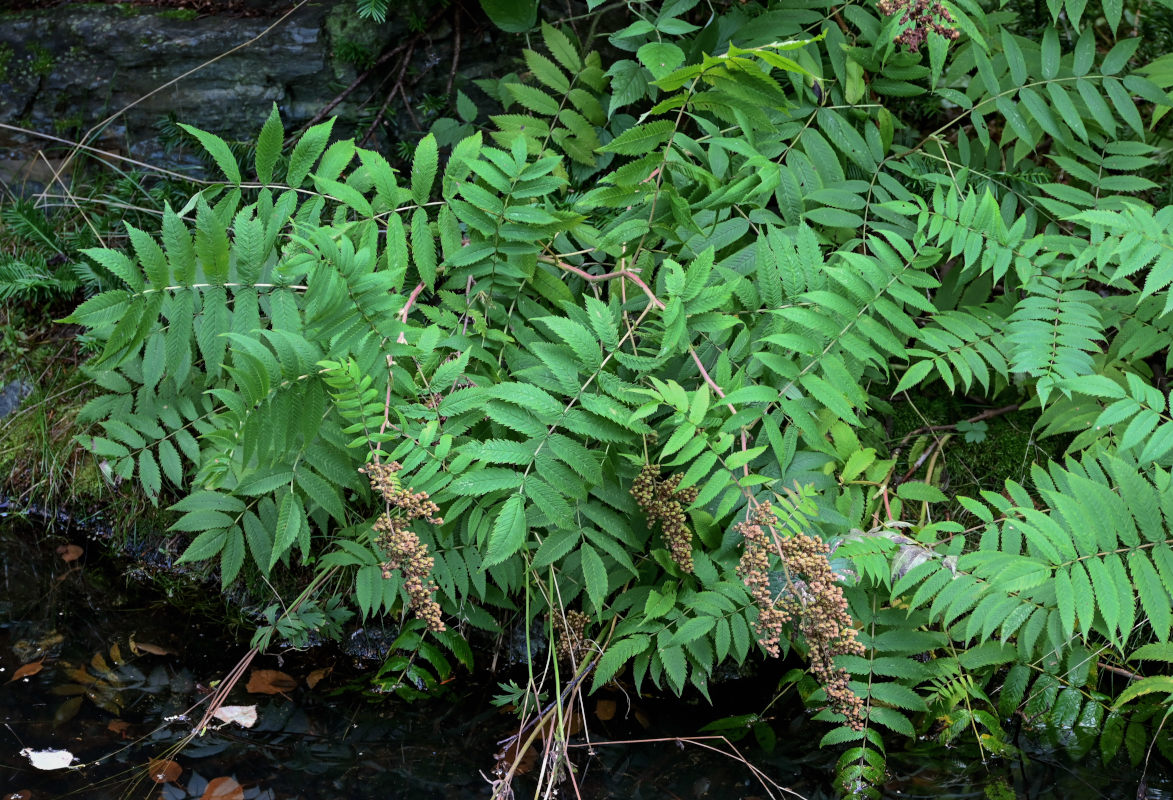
[564, 735, 809, 800]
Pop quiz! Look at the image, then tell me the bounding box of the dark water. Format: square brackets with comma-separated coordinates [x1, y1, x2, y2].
[1, 517, 1170, 800]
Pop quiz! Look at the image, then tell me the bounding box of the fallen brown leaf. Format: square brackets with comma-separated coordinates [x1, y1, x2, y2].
[201, 777, 244, 800]
[594, 698, 616, 721]
[4, 789, 34, 799]
[245, 669, 297, 695]
[62, 666, 99, 686]
[129, 638, 174, 657]
[47, 684, 87, 696]
[107, 720, 132, 739]
[56, 544, 83, 563]
[305, 667, 331, 689]
[52, 696, 83, 726]
[90, 652, 119, 683]
[147, 759, 182, 784]
[7, 660, 44, 683]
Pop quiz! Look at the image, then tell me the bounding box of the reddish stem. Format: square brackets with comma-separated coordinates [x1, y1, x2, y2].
[400, 281, 426, 323]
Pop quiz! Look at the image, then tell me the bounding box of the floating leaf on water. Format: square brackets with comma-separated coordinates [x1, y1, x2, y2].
[13, 632, 63, 662]
[107, 720, 132, 739]
[56, 544, 83, 563]
[108, 642, 126, 666]
[4, 789, 33, 799]
[53, 696, 83, 726]
[245, 669, 297, 695]
[63, 666, 99, 686]
[85, 687, 124, 715]
[47, 684, 88, 696]
[201, 777, 244, 800]
[305, 667, 331, 689]
[6, 660, 44, 683]
[594, 698, 616, 721]
[147, 758, 182, 783]
[130, 637, 175, 657]
[20, 748, 76, 770]
[211, 705, 257, 728]
[90, 652, 121, 684]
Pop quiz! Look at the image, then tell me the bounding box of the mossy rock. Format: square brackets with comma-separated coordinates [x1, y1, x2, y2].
[887, 393, 1066, 504]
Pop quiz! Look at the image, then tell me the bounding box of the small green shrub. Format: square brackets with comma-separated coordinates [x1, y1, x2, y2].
[61, 2, 1173, 794]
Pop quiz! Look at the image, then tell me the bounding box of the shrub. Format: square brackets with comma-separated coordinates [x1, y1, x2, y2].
[63, 2, 1173, 793]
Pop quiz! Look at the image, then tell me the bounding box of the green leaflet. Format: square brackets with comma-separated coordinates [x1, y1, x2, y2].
[484, 494, 526, 567]
[178, 124, 241, 185]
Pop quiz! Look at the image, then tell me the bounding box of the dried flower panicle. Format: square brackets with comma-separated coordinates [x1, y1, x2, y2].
[362, 461, 443, 525]
[877, 0, 960, 52]
[551, 610, 589, 664]
[735, 506, 787, 657]
[631, 465, 698, 573]
[736, 503, 866, 730]
[361, 461, 446, 633]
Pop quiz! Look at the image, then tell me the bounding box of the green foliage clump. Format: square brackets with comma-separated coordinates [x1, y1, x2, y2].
[60, 0, 1173, 793]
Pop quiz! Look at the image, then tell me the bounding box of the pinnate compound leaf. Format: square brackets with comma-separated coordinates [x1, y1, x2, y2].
[1113, 676, 1173, 709]
[176, 528, 228, 563]
[591, 635, 649, 690]
[178, 124, 241, 185]
[660, 645, 687, 692]
[411, 133, 439, 205]
[269, 493, 303, 569]
[286, 118, 335, 188]
[581, 543, 608, 611]
[541, 20, 581, 72]
[484, 494, 527, 567]
[220, 528, 245, 588]
[599, 120, 675, 155]
[255, 103, 283, 184]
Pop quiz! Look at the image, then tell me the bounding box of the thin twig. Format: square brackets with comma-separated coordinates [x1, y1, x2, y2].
[895, 403, 1021, 449]
[1098, 661, 1143, 681]
[0, 123, 203, 184]
[687, 346, 753, 477]
[400, 282, 427, 323]
[446, 10, 462, 97]
[361, 42, 416, 148]
[288, 41, 411, 143]
[538, 255, 665, 310]
[563, 735, 808, 800]
[888, 403, 1020, 487]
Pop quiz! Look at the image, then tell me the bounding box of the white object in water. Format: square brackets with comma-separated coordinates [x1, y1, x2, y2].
[20, 748, 77, 770]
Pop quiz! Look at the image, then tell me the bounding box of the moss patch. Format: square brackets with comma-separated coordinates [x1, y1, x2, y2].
[157, 8, 198, 20]
[0, 43, 13, 82]
[28, 43, 54, 77]
[887, 393, 1064, 506]
[0, 312, 107, 509]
